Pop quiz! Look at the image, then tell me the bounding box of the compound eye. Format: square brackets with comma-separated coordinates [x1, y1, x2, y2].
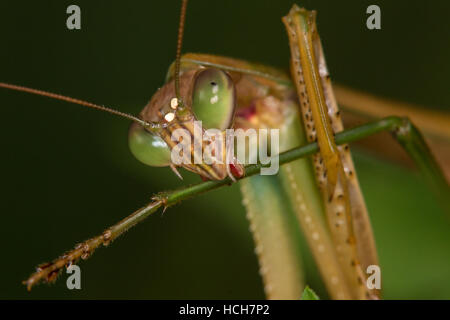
[128, 122, 171, 167]
[192, 68, 236, 130]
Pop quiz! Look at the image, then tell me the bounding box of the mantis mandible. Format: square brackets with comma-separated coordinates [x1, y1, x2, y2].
[1, 1, 448, 299]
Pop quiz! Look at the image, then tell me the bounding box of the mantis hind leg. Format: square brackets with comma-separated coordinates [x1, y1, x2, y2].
[338, 116, 450, 213]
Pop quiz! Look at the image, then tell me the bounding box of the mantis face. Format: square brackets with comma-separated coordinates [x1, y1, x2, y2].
[128, 67, 244, 180]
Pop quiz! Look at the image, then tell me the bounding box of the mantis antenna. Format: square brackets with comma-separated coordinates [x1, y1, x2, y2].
[174, 0, 188, 108]
[0, 82, 153, 128]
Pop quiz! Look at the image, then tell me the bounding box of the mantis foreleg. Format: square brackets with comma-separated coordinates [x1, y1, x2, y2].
[283, 5, 377, 299]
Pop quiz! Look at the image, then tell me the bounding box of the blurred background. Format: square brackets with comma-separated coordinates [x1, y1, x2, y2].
[0, 0, 449, 299]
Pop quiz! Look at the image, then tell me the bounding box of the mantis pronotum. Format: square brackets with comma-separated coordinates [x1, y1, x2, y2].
[1, 1, 449, 299]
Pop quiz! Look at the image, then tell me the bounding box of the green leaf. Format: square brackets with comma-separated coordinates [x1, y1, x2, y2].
[301, 286, 320, 300]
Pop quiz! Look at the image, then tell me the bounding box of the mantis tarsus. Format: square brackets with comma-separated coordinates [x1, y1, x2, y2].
[0, 1, 450, 298]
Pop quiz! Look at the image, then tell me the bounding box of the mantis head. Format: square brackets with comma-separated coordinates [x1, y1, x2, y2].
[129, 67, 244, 181]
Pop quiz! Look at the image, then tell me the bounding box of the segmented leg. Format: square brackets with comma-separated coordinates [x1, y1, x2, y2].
[283, 5, 378, 299]
[240, 175, 304, 299]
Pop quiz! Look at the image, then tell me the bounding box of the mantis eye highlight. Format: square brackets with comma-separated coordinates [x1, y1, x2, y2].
[128, 122, 171, 167]
[192, 68, 236, 130]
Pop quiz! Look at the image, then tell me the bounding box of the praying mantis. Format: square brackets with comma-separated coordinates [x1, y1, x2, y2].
[0, 1, 450, 298]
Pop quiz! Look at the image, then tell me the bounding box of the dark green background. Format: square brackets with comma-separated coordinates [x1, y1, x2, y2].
[0, 0, 449, 299]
